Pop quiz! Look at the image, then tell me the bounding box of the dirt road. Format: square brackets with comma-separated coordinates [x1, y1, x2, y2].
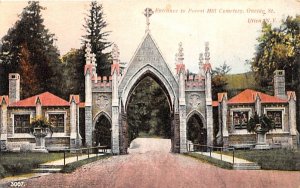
[20, 138, 300, 188]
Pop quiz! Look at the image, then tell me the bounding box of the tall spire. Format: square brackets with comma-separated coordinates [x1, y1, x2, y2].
[199, 53, 204, 77]
[144, 8, 154, 33]
[177, 42, 184, 64]
[204, 42, 210, 64]
[85, 41, 92, 64]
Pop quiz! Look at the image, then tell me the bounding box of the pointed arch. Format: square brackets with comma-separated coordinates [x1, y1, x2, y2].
[121, 64, 176, 112]
[186, 110, 206, 128]
[93, 111, 112, 125]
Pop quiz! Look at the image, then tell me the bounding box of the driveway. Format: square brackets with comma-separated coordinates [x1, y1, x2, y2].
[19, 138, 300, 188]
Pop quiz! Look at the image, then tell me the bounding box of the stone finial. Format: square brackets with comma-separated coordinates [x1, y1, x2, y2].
[204, 42, 210, 63]
[85, 42, 92, 64]
[91, 53, 96, 65]
[199, 53, 204, 66]
[112, 44, 120, 63]
[177, 42, 184, 63]
[144, 8, 154, 33]
[198, 53, 205, 77]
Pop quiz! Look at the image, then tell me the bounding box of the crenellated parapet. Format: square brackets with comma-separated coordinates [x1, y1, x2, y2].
[91, 76, 113, 92]
[185, 75, 205, 90]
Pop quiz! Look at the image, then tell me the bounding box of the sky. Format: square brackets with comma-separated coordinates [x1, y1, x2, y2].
[0, 0, 299, 74]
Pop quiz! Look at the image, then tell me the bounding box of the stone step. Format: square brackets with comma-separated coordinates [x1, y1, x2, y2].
[233, 163, 261, 170]
[32, 168, 62, 173]
[38, 164, 64, 169]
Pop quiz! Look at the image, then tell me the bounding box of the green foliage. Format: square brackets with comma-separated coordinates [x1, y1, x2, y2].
[83, 1, 112, 76]
[0, 1, 61, 97]
[211, 62, 231, 100]
[127, 77, 171, 142]
[0, 152, 67, 178]
[184, 153, 233, 169]
[29, 116, 53, 134]
[251, 16, 300, 93]
[60, 48, 85, 100]
[247, 113, 275, 133]
[223, 149, 300, 170]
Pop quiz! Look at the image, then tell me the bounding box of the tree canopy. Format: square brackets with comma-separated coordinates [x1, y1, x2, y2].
[0, 1, 61, 98]
[251, 16, 300, 92]
[211, 62, 231, 100]
[82, 1, 112, 76]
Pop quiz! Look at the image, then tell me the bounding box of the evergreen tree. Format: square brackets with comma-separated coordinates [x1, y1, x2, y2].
[0, 1, 61, 97]
[61, 48, 85, 100]
[18, 43, 39, 99]
[83, 1, 112, 76]
[211, 62, 231, 100]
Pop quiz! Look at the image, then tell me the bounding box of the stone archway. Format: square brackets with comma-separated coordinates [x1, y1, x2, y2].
[187, 110, 207, 150]
[93, 112, 112, 148]
[119, 69, 176, 154]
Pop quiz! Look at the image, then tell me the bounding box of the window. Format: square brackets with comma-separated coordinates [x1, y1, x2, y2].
[49, 114, 65, 133]
[14, 115, 30, 133]
[233, 111, 249, 129]
[266, 111, 282, 128]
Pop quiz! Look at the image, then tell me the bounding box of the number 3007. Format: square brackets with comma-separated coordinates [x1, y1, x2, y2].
[10, 181, 25, 187]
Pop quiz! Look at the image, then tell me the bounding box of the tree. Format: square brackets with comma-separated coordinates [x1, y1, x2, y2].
[60, 48, 85, 100]
[0, 1, 61, 98]
[211, 62, 231, 100]
[83, 1, 112, 76]
[251, 16, 300, 92]
[18, 43, 39, 99]
[250, 15, 300, 132]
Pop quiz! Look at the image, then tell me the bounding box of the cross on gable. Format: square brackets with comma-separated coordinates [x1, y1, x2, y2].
[144, 8, 154, 32]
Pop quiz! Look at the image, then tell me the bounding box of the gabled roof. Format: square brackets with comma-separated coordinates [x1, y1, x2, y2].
[0, 96, 9, 105]
[69, 95, 80, 104]
[10, 92, 69, 107]
[227, 89, 287, 104]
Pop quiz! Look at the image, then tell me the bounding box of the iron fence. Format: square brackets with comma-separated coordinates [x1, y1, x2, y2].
[188, 143, 235, 164]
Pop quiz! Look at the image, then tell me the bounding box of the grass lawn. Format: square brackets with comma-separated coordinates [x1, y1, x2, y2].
[61, 154, 111, 173]
[0, 152, 72, 178]
[223, 149, 300, 171]
[184, 153, 232, 170]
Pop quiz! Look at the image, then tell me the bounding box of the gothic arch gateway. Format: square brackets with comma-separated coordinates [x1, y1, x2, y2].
[84, 9, 213, 154]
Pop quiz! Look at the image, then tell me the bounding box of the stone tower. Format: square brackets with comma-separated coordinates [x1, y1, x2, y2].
[8, 73, 20, 104]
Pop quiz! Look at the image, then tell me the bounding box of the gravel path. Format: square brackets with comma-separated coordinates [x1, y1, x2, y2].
[17, 138, 300, 188]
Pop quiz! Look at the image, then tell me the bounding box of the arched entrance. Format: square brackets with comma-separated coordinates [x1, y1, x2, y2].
[93, 113, 112, 148]
[187, 111, 207, 150]
[120, 70, 175, 154]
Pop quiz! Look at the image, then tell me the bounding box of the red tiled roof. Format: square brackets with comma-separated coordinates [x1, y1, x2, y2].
[212, 101, 219, 107]
[228, 89, 287, 104]
[10, 92, 69, 107]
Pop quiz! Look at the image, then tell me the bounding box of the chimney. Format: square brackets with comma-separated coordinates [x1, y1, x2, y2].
[273, 70, 286, 99]
[9, 73, 20, 104]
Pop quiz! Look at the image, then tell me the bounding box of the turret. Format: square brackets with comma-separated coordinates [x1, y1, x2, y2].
[84, 42, 96, 146]
[111, 44, 120, 154]
[204, 42, 213, 146]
